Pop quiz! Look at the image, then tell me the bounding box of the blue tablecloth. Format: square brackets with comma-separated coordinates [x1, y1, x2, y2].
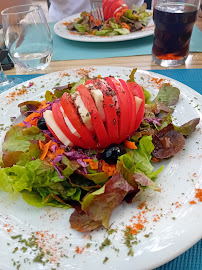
[7, 68, 202, 270]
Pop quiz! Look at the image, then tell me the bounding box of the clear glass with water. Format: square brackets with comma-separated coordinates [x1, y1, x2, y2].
[1, 5, 53, 71]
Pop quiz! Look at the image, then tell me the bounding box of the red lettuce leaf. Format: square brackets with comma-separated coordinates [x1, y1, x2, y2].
[70, 209, 102, 232]
[81, 171, 133, 229]
[152, 124, 185, 159]
[174, 118, 200, 136]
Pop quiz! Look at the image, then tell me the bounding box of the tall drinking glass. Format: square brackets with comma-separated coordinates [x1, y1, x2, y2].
[1, 5, 53, 71]
[152, 0, 201, 67]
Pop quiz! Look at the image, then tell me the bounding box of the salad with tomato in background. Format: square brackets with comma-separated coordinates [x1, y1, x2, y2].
[65, 1, 152, 36]
[0, 69, 199, 232]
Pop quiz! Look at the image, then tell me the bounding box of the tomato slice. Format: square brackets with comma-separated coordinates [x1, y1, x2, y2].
[87, 79, 119, 144]
[52, 103, 87, 149]
[119, 79, 136, 137]
[102, 0, 128, 19]
[76, 84, 110, 148]
[105, 77, 129, 143]
[127, 82, 145, 132]
[61, 93, 97, 149]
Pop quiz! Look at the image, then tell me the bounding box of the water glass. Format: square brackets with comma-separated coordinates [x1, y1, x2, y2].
[152, 0, 201, 67]
[1, 5, 53, 71]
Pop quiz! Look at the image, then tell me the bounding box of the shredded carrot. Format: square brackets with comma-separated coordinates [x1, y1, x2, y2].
[17, 103, 49, 127]
[86, 13, 101, 27]
[17, 123, 25, 127]
[54, 148, 65, 156]
[89, 161, 98, 170]
[62, 22, 70, 26]
[83, 159, 93, 163]
[39, 140, 44, 150]
[115, 7, 129, 22]
[124, 140, 137, 149]
[152, 157, 159, 162]
[47, 151, 56, 160]
[121, 22, 130, 31]
[102, 161, 116, 176]
[40, 140, 52, 160]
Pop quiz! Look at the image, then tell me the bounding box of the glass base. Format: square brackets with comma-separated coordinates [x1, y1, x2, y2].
[152, 54, 188, 67]
[0, 78, 23, 93]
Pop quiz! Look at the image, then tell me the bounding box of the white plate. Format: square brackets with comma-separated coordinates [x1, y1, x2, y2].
[0, 67, 201, 270]
[54, 12, 154, 42]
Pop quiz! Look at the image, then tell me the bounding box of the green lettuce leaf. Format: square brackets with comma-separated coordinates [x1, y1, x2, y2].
[22, 190, 71, 209]
[143, 87, 152, 104]
[152, 84, 180, 106]
[70, 78, 86, 93]
[74, 23, 91, 33]
[124, 9, 138, 20]
[133, 136, 163, 179]
[0, 159, 62, 193]
[3, 126, 44, 153]
[114, 28, 130, 35]
[45, 90, 55, 102]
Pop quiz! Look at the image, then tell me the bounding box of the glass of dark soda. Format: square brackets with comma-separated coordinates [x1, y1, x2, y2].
[152, 0, 201, 67]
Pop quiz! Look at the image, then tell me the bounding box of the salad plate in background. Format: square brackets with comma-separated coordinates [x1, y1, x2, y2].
[54, 10, 154, 43]
[0, 66, 201, 270]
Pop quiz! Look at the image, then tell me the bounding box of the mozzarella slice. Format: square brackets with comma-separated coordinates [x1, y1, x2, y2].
[71, 92, 94, 132]
[135, 96, 143, 114]
[90, 89, 106, 122]
[60, 106, 80, 138]
[43, 110, 73, 147]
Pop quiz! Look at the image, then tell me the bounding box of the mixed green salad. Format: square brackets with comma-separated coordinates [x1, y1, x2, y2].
[65, 4, 152, 36]
[0, 69, 199, 232]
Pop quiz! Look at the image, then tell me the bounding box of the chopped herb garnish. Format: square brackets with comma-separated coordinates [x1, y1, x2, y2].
[103, 257, 109, 264]
[99, 238, 111, 251]
[12, 247, 19, 253]
[107, 228, 117, 235]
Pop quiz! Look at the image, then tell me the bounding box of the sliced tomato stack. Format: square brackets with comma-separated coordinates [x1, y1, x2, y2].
[43, 77, 145, 149]
[86, 78, 119, 144]
[102, 0, 128, 20]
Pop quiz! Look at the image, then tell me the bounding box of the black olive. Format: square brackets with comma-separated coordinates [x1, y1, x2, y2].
[97, 24, 103, 30]
[102, 144, 125, 164]
[37, 117, 48, 130]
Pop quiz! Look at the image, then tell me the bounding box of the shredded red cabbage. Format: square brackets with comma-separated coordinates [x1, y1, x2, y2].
[144, 117, 162, 126]
[51, 144, 57, 154]
[64, 150, 90, 160]
[27, 82, 34, 88]
[22, 121, 31, 128]
[53, 85, 69, 91]
[53, 154, 64, 179]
